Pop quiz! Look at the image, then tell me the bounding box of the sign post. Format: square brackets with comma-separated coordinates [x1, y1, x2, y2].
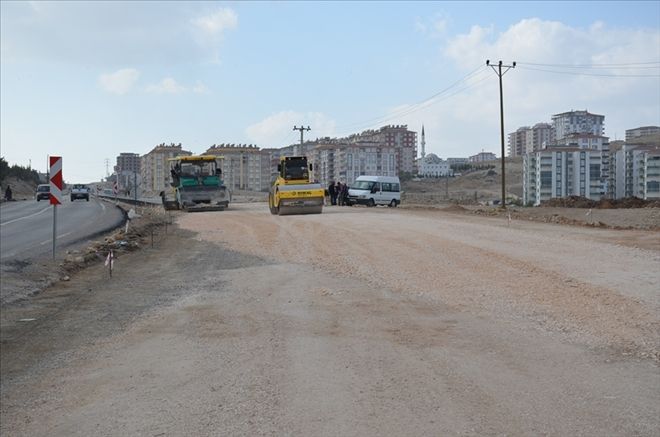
[49, 156, 63, 259]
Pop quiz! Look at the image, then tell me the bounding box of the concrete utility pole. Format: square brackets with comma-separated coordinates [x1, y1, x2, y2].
[486, 60, 515, 208]
[293, 125, 311, 156]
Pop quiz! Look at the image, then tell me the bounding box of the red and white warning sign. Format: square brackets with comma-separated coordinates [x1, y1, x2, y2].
[49, 156, 63, 205]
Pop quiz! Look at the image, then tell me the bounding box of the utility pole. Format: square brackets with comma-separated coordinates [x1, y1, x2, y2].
[486, 60, 515, 208]
[293, 125, 311, 156]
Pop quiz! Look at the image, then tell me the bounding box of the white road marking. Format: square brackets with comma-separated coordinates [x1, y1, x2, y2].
[0, 206, 51, 226]
[39, 231, 74, 245]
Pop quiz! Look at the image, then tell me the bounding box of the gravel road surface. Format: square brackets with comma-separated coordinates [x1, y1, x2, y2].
[1, 203, 658, 436]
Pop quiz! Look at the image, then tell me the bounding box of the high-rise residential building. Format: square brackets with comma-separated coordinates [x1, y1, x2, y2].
[311, 140, 399, 186]
[508, 123, 553, 157]
[306, 125, 417, 186]
[114, 152, 142, 194]
[526, 123, 553, 153]
[116, 152, 141, 174]
[508, 126, 529, 157]
[204, 144, 271, 192]
[625, 126, 660, 142]
[551, 110, 604, 142]
[523, 147, 605, 206]
[609, 144, 660, 200]
[140, 143, 191, 194]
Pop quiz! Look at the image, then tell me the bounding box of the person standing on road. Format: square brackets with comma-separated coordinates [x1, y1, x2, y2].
[335, 182, 342, 206]
[328, 181, 336, 206]
[4, 185, 12, 201]
[341, 183, 349, 206]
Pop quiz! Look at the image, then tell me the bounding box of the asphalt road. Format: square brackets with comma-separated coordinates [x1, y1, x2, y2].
[0, 196, 124, 261]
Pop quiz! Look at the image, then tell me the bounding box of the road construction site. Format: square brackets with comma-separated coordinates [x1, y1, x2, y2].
[1, 202, 659, 436]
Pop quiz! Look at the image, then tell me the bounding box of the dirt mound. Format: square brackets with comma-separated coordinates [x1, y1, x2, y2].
[442, 204, 467, 212]
[541, 196, 660, 209]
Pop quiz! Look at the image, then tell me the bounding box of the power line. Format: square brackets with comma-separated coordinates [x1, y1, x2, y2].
[517, 60, 660, 68]
[517, 65, 660, 77]
[333, 66, 491, 136]
[333, 65, 487, 134]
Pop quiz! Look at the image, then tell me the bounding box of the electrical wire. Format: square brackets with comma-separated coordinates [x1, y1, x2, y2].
[332, 65, 487, 134]
[517, 60, 660, 68]
[517, 65, 660, 78]
[332, 66, 491, 137]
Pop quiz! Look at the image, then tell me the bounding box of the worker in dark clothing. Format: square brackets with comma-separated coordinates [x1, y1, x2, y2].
[328, 181, 336, 205]
[4, 185, 12, 201]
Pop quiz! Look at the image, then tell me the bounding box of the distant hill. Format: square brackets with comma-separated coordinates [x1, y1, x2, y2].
[403, 158, 523, 204]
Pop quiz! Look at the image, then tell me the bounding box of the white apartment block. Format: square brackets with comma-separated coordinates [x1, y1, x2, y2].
[556, 133, 610, 182]
[204, 144, 271, 192]
[523, 148, 604, 206]
[552, 110, 604, 142]
[306, 125, 417, 186]
[447, 157, 469, 166]
[311, 141, 399, 186]
[140, 143, 191, 195]
[417, 153, 450, 177]
[469, 152, 497, 162]
[610, 145, 660, 200]
[625, 126, 660, 142]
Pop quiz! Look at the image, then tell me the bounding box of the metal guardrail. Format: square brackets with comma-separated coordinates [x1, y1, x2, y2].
[96, 194, 161, 207]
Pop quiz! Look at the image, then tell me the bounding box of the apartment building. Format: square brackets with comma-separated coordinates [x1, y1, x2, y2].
[204, 144, 271, 192]
[140, 143, 191, 195]
[555, 133, 611, 183]
[469, 152, 497, 162]
[523, 147, 604, 206]
[609, 144, 660, 200]
[114, 152, 141, 193]
[447, 157, 469, 166]
[508, 126, 529, 157]
[552, 110, 604, 142]
[305, 125, 417, 186]
[310, 140, 399, 186]
[625, 126, 660, 142]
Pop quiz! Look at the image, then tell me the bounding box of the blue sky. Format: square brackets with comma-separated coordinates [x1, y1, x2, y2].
[2, 1, 659, 182]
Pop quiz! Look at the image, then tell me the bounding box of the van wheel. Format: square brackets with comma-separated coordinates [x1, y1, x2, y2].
[367, 198, 375, 207]
[389, 199, 397, 207]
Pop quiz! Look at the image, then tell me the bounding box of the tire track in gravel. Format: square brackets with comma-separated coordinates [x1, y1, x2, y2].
[178, 204, 659, 361]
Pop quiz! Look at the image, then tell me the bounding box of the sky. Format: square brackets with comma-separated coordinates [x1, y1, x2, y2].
[1, 1, 659, 183]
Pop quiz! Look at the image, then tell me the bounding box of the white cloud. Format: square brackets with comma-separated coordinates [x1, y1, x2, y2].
[396, 18, 660, 158]
[98, 68, 140, 95]
[415, 13, 449, 38]
[146, 77, 186, 94]
[192, 8, 238, 37]
[190, 8, 238, 63]
[192, 81, 210, 94]
[246, 111, 337, 147]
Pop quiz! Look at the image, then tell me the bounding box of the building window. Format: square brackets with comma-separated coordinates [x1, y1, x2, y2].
[648, 181, 660, 192]
[540, 171, 552, 189]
